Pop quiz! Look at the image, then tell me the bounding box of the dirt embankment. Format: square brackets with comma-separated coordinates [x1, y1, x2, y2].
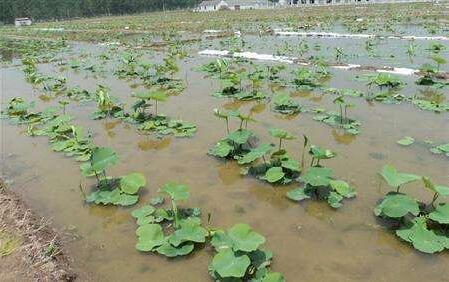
[0, 181, 78, 281]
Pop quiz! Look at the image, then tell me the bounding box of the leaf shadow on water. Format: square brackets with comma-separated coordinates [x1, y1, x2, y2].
[216, 161, 241, 186]
[246, 183, 292, 210]
[137, 138, 172, 151]
[249, 103, 266, 115]
[87, 205, 131, 228]
[331, 129, 357, 145]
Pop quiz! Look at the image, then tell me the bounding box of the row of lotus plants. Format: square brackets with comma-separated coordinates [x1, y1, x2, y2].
[2, 97, 285, 281]
[208, 108, 357, 208]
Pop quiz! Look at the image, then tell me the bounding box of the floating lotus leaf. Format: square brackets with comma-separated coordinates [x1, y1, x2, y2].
[90, 147, 119, 172]
[211, 249, 250, 278]
[168, 218, 207, 247]
[429, 204, 449, 224]
[268, 127, 295, 140]
[301, 167, 333, 187]
[286, 188, 310, 202]
[248, 248, 273, 270]
[227, 223, 266, 252]
[261, 272, 286, 282]
[396, 217, 445, 254]
[264, 167, 285, 183]
[374, 194, 419, 218]
[131, 205, 155, 219]
[150, 196, 165, 205]
[397, 136, 415, 146]
[329, 180, 356, 198]
[156, 242, 194, 257]
[160, 182, 189, 201]
[86, 189, 139, 206]
[210, 230, 233, 251]
[136, 224, 165, 252]
[379, 165, 420, 188]
[327, 191, 344, 208]
[120, 172, 146, 194]
[422, 177, 449, 197]
[227, 129, 253, 145]
[237, 144, 274, 165]
[209, 141, 233, 158]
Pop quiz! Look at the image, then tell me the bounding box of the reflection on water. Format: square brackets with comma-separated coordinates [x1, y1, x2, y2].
[137, 138, 172, 151]
[331, 129, 357, 145]
[249, 103, 266, 115]
[217, 161, 241, 185]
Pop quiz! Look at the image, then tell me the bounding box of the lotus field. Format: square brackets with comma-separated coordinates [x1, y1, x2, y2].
[1, 2, 449, 281]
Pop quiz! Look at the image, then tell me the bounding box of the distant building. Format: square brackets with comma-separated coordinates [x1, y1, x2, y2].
[195, 0, 271, 11]
[195, 0, 434, 11]
[14, 18, 32, 27]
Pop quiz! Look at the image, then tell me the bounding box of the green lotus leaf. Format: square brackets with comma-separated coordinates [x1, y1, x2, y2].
[154, 208, 173, 222]
[90, 147, 119, 172]
[379, 165, 420, 188]
[148, 91, 168, 102]
[80, 162, 95, 177]
[156, 242, 194, 257]
[150, 196, 165, 205]
[131, 204, 156, 219]
[301, 167, 333, 187]
[248, 248, 273, 270]
[120, 172, 146, 194]
[237, 144, 274, 165]
[168, 218, 207, 247]
[211, 249, 250, 278]
[329, 180, 356, 198]
[227, 223, 266, 252]
[374, 194, 419, 218]
[261, 272, 286, 282]
[136, 224, 165, 252]
[281, 158, 300, 172]
[160, 182, 189, 201]
[309, 145, 336, 159]
[429, 204, 449, 224]
[422, 177, 449, 197]
[264, 167, 285, 183]
[397, 136, 415, 146]
[209, 140, 233, 158]
[227, 129, 253, 145]
[86, 189, 139, 206]
[268, 127, 295, 140]
[211, 230, 233, 251]
[396, 217, 445, 254]
[286, 188, 310, 202]
[327, 191, 344, 208]
[137, 215, 156, 225]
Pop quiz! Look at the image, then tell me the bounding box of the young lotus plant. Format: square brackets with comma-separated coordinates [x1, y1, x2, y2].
[308, 145, 336, 167]
[242, 128, 300, 185]
[209, 224, 284, 281]
[82, 147, 146, 206]
[374, 165, 449, 254]
[286, 166, 356, 208]
[133, 182, 207, 258]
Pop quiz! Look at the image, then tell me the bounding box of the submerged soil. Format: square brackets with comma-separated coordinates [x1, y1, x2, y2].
[0, 180, 79, 281]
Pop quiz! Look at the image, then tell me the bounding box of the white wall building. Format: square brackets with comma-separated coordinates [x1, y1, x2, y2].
[195, 0, 271, 11]
[14, 18, 32, 27]
[195, 0, 434, 11]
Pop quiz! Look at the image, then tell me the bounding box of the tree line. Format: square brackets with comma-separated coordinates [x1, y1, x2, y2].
[0, 0, 201, 24]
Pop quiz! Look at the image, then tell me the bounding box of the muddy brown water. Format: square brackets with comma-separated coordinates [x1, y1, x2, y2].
[1, 38, 449, 281]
